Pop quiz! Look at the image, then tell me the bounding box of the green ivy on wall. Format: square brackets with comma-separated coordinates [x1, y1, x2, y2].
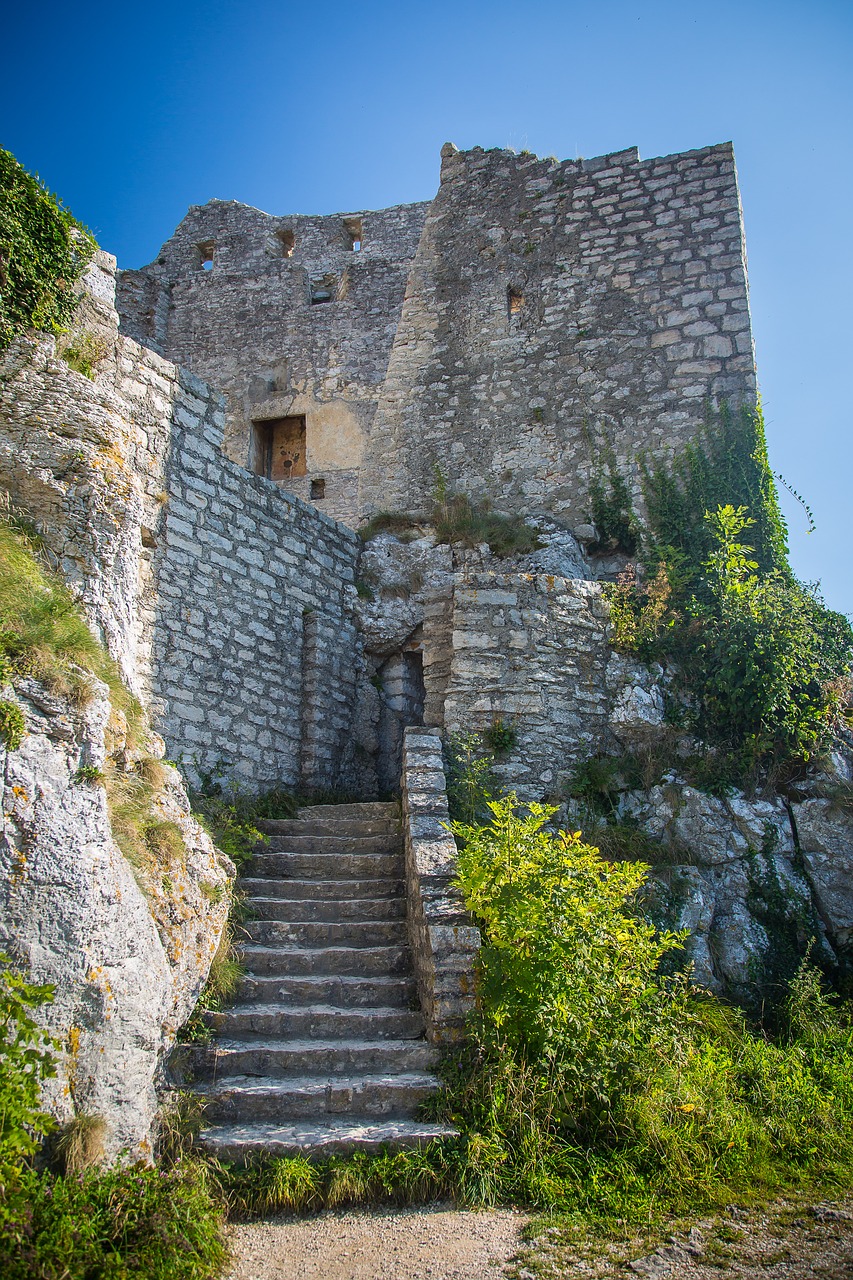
[0, 148, 96, 351]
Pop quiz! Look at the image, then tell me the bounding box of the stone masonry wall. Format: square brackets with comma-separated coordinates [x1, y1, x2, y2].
[362, 142, 756, 526]
[118, 200, 429, 526]
[401, 727, 479, 1041]
[0, 255, 362, 793]
[430, 560, 616, 799]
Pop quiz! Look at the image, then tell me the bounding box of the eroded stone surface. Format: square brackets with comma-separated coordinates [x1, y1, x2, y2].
[0, 681, 231, 1161]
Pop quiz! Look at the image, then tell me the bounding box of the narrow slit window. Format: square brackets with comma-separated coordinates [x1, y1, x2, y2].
[344, 217, 363, 253]
[311, 478, 326, 500]
[277, 227, 295, 258]
[508, 287, 525, 316]
[198, 241, 215, 271]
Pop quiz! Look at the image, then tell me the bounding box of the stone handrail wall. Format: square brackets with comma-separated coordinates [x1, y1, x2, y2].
[401, 726, 480, 1042]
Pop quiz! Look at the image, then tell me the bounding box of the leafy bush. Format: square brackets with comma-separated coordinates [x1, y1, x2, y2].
[0, 955, 56, 1176]
[642, 401, 789, 584]
[606, 502, 853, 782]
[57, 330, 108, 380]
[0, 148, 96, 351]
[482, 717, 516, 756]
[452, 796, 685, 1099]
[429, 797, 853, 1215]
[444, 731, 498, 824]
[677, 506, 851, 776]
[0, 699, 25, 750]
[588, 460, 641, 555]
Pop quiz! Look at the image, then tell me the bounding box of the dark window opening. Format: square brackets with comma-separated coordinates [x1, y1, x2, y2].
[508, 287, 524, 316]
[311, 478, 326, 500]
[310, 273, 337, 304]
[277, 227, 295, 257]
[252, 416, 307, 481]
[198, 241, 215, 271]
[344, 217, 363, 252]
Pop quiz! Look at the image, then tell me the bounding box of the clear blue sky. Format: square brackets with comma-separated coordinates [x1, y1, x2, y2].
[3, 0, 851, 614]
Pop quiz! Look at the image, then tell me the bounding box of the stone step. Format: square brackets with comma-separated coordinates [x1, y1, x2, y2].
[295, 803, 400, 822]
[203, 1036, 439, 1078]
[251, 851, 403, 879]
[259, 818, 401, 839]
[200, 1072, 441, 1123]
[244, 918, 408, 948]
[240, 943, 412, 977]
[241, 876, 404, 901]
[237, 973, 416, 1007]
[208, 1005, 424, 1041]
[199, 1118, 456, 1162]
[260, 833, 401, 855]
[246, 895, 407, 923]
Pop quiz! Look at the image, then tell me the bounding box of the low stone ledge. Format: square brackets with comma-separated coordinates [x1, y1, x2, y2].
[402, 726, 480, 1042]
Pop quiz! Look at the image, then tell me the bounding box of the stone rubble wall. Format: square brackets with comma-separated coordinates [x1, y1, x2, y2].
[401, 727, 479, 1041]
[435, 562, 616, 797]
[0, 253, 363, 793]
[362, 141, 756, 527]
[118, 199, 430, 526]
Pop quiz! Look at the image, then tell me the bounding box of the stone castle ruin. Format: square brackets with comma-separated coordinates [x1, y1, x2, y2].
[119, 141, 754, 530]
[2, 141, 851, 1159]
[96, 139, 757, 800]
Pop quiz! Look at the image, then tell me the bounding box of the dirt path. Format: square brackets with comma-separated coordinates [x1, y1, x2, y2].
[224, 1206, 529, 1280]
[226, 1197, 853, 1279]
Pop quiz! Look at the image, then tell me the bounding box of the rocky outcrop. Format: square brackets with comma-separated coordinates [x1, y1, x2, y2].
[0, 679, 232, 1162]
[614, 778, 850, 992]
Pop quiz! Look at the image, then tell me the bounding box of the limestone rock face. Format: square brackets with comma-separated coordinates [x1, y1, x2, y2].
[0, 680, 231, 1162]
[794, 799, 853, 950]
[618, 781, 832, 991]
[605, 654, 667, 743]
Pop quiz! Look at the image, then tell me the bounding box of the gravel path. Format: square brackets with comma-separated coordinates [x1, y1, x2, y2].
[224, 1206, 529, 1280]
[225, 1197, 853, 1280]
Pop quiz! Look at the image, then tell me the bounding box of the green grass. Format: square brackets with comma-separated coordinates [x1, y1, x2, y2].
[0, 1163, 226, 1280]
[0, 517, 141, 733]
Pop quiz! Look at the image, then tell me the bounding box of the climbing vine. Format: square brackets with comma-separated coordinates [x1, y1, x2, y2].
[0, 148, 96, 351]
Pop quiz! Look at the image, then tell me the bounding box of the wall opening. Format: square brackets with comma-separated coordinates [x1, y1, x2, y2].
[252, 416, 307, 481]
[198, 241, 215, 271]
[277, 227, 295, 258]
[310, 478, 326, 500]
[310, 273, 337, 304]
[508, 287, 524, 316]
[344, 217, 363, 252]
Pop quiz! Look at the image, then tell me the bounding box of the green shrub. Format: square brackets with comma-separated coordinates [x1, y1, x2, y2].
[0, 1163, 226, 1280]
[444, 731, 498, 825]
[482, 717, 516, 755]
[0, 699, 25, 750]
[57, 331, 108, 380]
[642, 401, 789, 584]
[357, 511, 421, 542]
[0, 954, 57, 1176]
[680, 506, 852, 775]
[431, 797, 853, 1215]
[0, 148, 96, 351]
[588, 459, 641, 555]
[452, 796, 685, 1096]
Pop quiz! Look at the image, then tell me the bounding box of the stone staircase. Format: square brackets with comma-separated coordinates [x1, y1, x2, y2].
[193, 802, 454, 1161]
